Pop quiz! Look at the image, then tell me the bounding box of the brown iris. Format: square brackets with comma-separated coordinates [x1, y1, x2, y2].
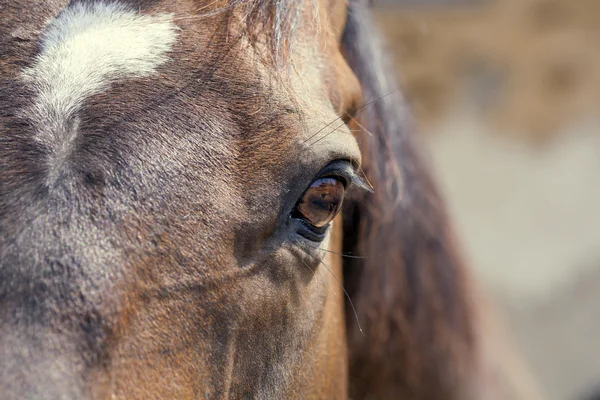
[295, 177, 345, 228]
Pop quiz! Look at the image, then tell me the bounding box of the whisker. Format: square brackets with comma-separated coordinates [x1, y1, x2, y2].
[302, 115, 347, 145]
[298, 254, 338, 296]
[307, 119, 348, 147]
[316, 248, 369, 259]
[317, 247, 389, 261]
[304, 90, 396, 147]
[348, 115, 374, 138]
[298, 246, 365, 336]
[301, 94, 374, 145]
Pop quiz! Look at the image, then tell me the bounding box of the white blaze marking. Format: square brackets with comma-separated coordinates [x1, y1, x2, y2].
[21, 1, 178, 163]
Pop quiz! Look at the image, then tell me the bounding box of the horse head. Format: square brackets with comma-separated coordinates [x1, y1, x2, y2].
[0, 0, 539, 398]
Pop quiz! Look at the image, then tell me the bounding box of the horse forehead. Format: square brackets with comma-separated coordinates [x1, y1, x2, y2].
[29, 1, 178, 80]
[22, 1, 178, 126]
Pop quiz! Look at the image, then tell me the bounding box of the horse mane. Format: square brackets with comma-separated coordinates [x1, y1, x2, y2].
[228, 0, 478, 397]
[340, 1, 477, 398]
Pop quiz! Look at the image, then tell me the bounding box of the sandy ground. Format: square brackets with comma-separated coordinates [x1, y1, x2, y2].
[373, 1, 600, 398]
[374, 0, 600, 141]
[426, 109, 600, 400]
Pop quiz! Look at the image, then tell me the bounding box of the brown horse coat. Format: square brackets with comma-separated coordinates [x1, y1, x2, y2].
[0, 0, 539, 398]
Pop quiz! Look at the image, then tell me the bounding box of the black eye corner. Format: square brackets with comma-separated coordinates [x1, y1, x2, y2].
[290, 160, 371, 242]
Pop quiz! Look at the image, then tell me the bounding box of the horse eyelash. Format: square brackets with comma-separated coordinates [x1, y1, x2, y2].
[348, 169, 373, 193]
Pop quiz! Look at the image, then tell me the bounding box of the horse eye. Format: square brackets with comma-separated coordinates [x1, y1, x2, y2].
[294, 177, 345, 228]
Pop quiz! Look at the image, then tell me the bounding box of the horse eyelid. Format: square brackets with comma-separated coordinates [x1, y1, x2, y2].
[320, 161, 372, 193]
[348, 171, 373, 193]
[342, 158, 373, 193]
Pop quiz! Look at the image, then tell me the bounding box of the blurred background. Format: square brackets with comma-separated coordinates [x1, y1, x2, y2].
[372, 0, 600, 399]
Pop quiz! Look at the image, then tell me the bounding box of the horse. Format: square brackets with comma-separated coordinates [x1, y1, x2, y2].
[0, 0, 540, 398]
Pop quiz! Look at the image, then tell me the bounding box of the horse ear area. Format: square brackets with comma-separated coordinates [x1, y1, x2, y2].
[339, 2, 477, 399]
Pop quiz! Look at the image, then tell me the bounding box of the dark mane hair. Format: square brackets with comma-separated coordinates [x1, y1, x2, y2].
[228, 0, 478, 397]
[340, 1, 476, 398]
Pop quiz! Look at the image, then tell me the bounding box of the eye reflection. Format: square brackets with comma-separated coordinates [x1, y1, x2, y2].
[295, 177, 345, 228]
